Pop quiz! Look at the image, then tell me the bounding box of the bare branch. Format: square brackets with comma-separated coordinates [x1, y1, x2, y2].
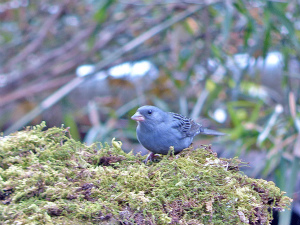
[3, 3, 67, 72]
[0, 76, 73, 107]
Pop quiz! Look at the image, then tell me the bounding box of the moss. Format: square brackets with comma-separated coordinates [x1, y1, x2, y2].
[0, 123, 292, 224]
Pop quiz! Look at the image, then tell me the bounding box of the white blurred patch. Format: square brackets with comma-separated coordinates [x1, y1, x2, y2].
[108, 63, 131, 78]
[248, 85, 268, 100]
[233, 53, 251, 69]
[264, 52, 282, 66]
[76, 64, 108, 80]
[76, 64, 95, 77]
[48, 5, 60, 14]
[76, 60, 157, 80]
[213, 108, 227, 124]
[130, 61, 151, 77]
[95, 71, 107, 80]
[108, 60, 154, 78]
[64, 15, 80, 27]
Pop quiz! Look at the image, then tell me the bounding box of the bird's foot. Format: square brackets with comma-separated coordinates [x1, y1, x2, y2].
[143, 152, 157, 164]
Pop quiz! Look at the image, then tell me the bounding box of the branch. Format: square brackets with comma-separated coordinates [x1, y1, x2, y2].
[3, 3, 67, 72]
[20, 25, 97, 78]
[0, 76, 73, 108]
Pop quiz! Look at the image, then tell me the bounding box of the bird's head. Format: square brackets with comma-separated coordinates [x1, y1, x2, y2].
[131, 105, 166, 125]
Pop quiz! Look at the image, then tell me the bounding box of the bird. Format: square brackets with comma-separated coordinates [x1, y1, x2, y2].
[131, 105, 225, 162]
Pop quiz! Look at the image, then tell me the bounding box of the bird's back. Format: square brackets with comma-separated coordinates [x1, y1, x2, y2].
[169, 112, 201, 137]
[136, 118, 193, 154]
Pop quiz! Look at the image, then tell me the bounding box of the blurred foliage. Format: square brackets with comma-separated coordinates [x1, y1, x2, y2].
[1, 0, 300, 224]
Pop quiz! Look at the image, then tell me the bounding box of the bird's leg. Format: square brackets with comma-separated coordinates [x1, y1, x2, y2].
[143, 152, 155, 164]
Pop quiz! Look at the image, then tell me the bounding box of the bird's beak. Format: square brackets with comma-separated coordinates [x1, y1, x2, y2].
[131, 111, 145, 121]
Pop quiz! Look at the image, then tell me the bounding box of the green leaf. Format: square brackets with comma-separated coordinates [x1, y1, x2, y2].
[262, 10, 271, 58]
[233, 0, 255, 47]
[183, 20, 195, 35]
[93, 0, 115, 23]
[268, 2, 293, 35]
[244, 20, 254, 47]
[268, 2, 300, 51]
[87, 34, 96, 50]
[227, 125, 245, 140]
[227, 102, 241, 127]
[249, 101, 263, 122]
[63, 113, 80, 141]
[178, 49, 192, 70]
[211, 44, 222, 60]
[233, 0, 247, 15]
[222, 6, 233, 42]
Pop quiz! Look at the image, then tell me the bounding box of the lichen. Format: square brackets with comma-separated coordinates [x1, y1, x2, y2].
[0, 123, 292, 224]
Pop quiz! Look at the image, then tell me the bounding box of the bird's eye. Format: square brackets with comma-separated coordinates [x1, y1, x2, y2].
[148, 110, 152, 115]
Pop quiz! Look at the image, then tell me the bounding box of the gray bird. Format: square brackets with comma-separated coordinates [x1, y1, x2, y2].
[131, 105, 224, 162]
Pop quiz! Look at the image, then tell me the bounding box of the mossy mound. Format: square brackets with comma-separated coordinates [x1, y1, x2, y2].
[0, 123, 291, 224]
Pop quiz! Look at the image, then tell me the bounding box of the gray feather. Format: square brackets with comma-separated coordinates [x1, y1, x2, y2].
[201, 128, 225, 136]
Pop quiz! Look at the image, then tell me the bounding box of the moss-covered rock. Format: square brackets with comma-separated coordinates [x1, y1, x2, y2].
[0, 123, 291, 224]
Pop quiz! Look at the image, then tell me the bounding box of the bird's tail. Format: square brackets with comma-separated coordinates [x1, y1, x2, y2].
[201, 128, 225, 136]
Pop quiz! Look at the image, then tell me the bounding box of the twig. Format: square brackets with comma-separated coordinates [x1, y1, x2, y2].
[190, 90, 209, 120]
[0, 76, 73, 107]
[4, 77, 84, 135]
[289, 92, 300, 132]
[3, 2, 67, 72]
[88, 101, 101, 127]
[257, 104, 283, 146]
[12, 25, 97, 81]
[115, 98, 141, 117]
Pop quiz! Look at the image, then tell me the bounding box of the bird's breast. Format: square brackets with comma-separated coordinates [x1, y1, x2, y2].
[136, 124, 192, 154]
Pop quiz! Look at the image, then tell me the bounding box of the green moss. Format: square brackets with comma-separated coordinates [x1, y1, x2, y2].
[0, 123, 291, 224]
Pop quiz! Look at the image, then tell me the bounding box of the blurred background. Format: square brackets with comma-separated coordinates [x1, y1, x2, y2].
[1, 0, 300, 224]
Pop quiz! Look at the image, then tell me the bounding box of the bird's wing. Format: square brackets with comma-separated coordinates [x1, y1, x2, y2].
[169, 112, 201, 137]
